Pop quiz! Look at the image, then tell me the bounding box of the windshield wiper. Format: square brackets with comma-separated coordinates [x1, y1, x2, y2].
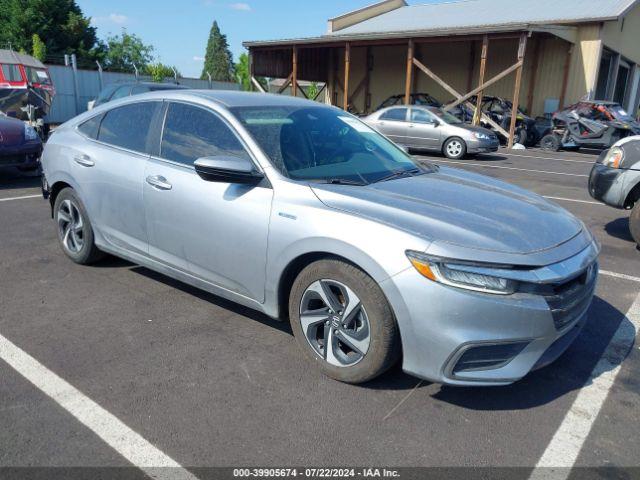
[324, 178, 369, 186]
[373, 168, 423, 184]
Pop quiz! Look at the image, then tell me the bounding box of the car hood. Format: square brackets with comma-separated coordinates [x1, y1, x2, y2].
[311, 166, 585, 259]
[0, 116, 25, 146]
[457, 124, 496, 136]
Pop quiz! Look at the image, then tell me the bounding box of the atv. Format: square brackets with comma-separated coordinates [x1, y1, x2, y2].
[540, 101, 640, 152]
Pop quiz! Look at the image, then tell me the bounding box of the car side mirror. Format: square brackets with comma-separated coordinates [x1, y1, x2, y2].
[194, 155, 264, 184]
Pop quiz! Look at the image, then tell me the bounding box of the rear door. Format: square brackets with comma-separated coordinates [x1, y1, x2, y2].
[71, 101, 161, 255]
[374, 108, 409, 145]
[408, 108, 442, 149]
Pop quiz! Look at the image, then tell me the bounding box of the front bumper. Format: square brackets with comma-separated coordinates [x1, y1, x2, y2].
[0, 142, 42, 169]
[467, 138, 500, 154]
[380, 245, 598, 386]
[588, 163, 627, 208]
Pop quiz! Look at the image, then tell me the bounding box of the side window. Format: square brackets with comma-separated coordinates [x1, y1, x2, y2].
[98, 102, 158, 153]
[1, 64, 23, 82]
[131, 85, 150, 95]
[160, 102, 250, 166]
[110, 85, 132, 101]
[410, 109, 436, 124]
[78, 114, 103, 140]
[380, 108, 408, 122]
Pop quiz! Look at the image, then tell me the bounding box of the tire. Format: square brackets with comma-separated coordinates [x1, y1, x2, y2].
[630, 202, 640, 248]
[53, 188, 104, 264]
[515, 128, 528, 146]
[288, 259, 401, 384]
[443, 137, 467, 159]
[540, 134, 561, 152]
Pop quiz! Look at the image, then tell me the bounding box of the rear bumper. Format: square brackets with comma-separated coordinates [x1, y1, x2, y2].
[0, 143, 42, 168]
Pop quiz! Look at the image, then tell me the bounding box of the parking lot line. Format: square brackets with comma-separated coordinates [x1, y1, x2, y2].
[0, 333, 199, 480]
[600, 270, 640, 283]
[530, 291, 640, 476]
[0, 194, 42, 202]
[434, 159, 590, 177]
[543, 196, 603, 206]
[501, 152, 595, 164]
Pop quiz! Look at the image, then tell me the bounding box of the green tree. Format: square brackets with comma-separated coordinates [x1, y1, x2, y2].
[235, 52, 267, 91]
[201, 20, 235, 82]
[146, 62, 180, 83]
[32, 33, 46, 62]
[103, 30, 154, 73]
[0, 0, 100, 61]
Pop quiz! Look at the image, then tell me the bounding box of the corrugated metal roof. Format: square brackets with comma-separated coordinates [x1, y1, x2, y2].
[330, 0, 637, 37]
[0, 49, 46, 68]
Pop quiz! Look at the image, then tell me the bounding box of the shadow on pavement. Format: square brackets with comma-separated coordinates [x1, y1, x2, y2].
[605, 216, 635, 243]
[431, 295, 632, 410]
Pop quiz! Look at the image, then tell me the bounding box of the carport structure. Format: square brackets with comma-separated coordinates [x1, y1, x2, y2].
[244, 0, 640, 148]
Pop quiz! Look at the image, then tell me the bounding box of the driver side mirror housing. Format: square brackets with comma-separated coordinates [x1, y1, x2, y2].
[194, 155, 264, 185]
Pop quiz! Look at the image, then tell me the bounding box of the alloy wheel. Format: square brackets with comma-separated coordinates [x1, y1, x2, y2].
[57, 199, 84, 254]
[299, 279, 371, 367]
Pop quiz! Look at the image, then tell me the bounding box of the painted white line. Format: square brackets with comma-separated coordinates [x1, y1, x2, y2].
[383, 380, 424, 421]
[600, 270, 640, 283]
[500, 152, 595, 164]
[0, 194, 42, 202]
[0, 333, 198, 480]
[530, 291, 640, 477]
[435, 159, 589, 177]
[543, 196, 603, 206]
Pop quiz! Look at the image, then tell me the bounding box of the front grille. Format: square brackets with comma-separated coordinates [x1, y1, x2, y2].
[452, 341, 530, 374]
[544, 264, 597, 331]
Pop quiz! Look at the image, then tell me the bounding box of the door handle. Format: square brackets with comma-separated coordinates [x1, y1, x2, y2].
[73, 154, 94, 167]
[146, 175, 172, 191]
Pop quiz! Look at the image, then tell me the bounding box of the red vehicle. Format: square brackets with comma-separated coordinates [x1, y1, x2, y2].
[0, 49, 55, 125]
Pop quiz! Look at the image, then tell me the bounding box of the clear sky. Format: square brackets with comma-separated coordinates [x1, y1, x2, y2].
[77, 0, 433, 79]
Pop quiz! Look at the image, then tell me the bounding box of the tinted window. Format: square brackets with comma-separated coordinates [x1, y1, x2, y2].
[78, 114, 103, 139]
[25, 67, 51, 85]
[1, 64, 23, 82]
[110, 85, 131, 101]
[380, 108, 407, 121]
[161, 102, 250, 166]
[98, 102, 157, 153]
[410, 109, 436, 123]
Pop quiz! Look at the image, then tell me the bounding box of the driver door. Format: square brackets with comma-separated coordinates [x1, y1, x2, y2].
[407, 108, 442, 149]
[143, 101, 273, 303]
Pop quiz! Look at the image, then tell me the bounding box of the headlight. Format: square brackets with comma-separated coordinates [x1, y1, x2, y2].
[406, 251, 517, 295]
[602, 146, 624, 169]
[24, 124, 39, 141]
[472, 132, 491, 140]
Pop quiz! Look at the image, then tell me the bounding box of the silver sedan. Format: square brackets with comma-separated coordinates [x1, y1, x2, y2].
[364, 105, 500, 159]
[41, 91, 598, 386]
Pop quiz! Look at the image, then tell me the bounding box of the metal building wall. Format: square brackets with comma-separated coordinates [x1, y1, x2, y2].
[45, 65, 239, 124]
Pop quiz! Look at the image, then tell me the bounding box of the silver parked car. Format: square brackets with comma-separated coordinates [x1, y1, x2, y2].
[41, 91, 599, 386]
[363, 105, 500, 159]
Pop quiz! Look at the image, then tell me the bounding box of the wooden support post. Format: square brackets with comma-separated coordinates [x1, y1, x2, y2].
[405, 39, 414, 105]
[474, 35, 489, 125]
[559, 44, 574, 109]
[292, 46, 298, 97]
[507, 34, 528, 149]
[277, 73, 293, 94]
[251, 76, 266, 93]
[343, 43, 351, 111]
[526, 37, 541, 115]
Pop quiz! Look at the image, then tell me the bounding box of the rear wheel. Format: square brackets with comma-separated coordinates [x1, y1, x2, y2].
[54, 188, 104, 264]
[630, 202, 640, 248]
[540, 134, 561, 152]
[288, 259, 400, 384]
[443, 137, 467, 159]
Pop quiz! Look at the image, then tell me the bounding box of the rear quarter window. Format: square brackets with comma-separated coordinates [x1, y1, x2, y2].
[77, 114, 103, 140]
[98, 102, 159, 153]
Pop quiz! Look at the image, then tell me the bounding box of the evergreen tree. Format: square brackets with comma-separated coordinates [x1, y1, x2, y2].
[32, 34, 46, 62]
[201, 21, 235, 82]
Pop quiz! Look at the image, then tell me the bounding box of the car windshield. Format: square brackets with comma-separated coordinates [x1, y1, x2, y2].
[427, 107, 462, 124]
[231, 105, 431, 184]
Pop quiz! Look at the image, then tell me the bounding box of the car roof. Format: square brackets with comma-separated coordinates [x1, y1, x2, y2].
[105, 81, 187, 89]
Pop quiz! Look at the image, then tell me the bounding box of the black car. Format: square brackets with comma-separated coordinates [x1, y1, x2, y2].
[89, 82, 188, 109]
[0, 112, 42, 172]
[374, 93, 442, 112]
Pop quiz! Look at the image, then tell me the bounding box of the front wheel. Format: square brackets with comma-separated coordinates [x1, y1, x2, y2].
[289, 259, 400, 384]
[54, 188, 104, 264]
[630, 202, 640, 248]
[443, 137, 467, 159]
[540, 134, 561, 152]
